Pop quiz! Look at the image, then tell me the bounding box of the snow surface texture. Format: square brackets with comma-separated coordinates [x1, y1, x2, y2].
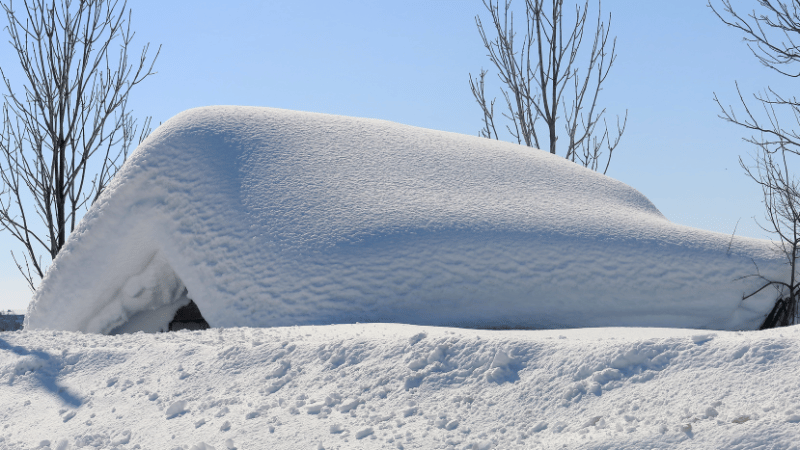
[2, 324, 800, 449]
[24, 106, 788, 333]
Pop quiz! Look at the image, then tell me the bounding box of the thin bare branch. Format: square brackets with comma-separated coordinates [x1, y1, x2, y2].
[470, 0, 624, 172]
[0, 0, 159, 287]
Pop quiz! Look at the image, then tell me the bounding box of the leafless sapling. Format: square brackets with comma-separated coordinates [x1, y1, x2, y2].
[469, 0, 627, 174]
[0, 0, 160, 290]
[710, 0, 800, 327]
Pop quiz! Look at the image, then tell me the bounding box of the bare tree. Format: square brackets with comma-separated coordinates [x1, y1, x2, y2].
[734, 144, 800, 328]
[0, 0, 159, 290]
[469, 0, 627, 174]
[710, 0, 800, 327]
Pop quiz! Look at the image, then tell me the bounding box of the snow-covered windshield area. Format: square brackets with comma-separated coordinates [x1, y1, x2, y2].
[24, 106, 785, 333]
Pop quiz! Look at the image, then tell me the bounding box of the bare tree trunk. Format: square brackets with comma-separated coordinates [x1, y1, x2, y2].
[469, 0, 627, 174]
[0, 0, 159, 290]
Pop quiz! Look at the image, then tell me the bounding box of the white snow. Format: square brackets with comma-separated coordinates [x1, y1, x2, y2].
[5, 106, 800, 447]
[22, 106, 788, 333]
[2, 324, 800, 448]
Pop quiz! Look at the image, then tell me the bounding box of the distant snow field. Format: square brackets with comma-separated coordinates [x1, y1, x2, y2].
[2, 324, 799, 449]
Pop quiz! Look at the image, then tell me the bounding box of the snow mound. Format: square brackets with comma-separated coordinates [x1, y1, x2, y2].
[24, 106, 786, 333]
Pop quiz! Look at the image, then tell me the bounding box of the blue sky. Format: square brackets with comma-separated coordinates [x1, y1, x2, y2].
[0, 0, 793, 310]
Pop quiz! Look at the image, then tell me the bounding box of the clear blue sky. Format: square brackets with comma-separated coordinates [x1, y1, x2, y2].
[0, 0, 791, 310]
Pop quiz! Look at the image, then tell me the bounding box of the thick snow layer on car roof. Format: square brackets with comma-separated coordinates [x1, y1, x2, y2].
[23, 106, 786, 333]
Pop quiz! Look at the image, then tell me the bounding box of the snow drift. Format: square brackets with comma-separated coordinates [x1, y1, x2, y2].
[3, 324, 800, 449]
[23, 106, 787, 333]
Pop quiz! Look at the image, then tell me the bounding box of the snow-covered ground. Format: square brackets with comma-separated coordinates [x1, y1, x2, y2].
[2, 324, 799, 449]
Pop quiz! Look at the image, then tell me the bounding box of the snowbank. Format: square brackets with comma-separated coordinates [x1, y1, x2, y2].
[24, 106, 787, 333]
[2, 324, 799, 449]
